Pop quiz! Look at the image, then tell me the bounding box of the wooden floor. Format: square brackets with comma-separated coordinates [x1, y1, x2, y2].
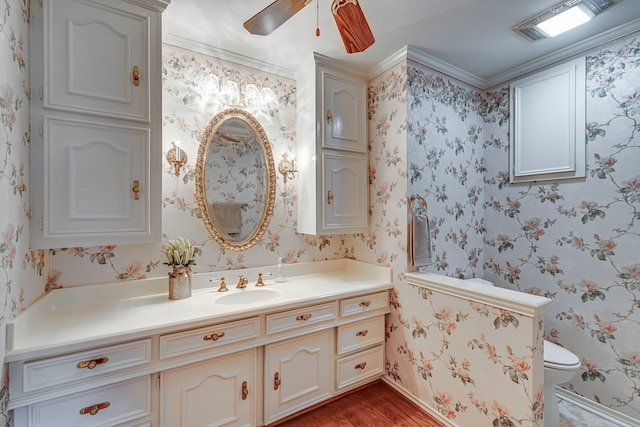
[271, 381, 444, 427]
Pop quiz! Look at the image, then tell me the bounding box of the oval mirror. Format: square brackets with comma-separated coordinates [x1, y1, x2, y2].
[195, 108, 276, 251]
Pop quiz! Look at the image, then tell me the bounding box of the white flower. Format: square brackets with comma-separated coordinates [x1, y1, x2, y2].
[162, 237, 196, 267]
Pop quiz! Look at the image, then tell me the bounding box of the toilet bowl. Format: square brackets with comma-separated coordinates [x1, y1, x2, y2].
[465, 278, 581, 427]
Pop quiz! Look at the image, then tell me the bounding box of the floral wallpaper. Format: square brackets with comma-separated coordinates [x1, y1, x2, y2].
[366, 33, 640, 424]
[483, 35, 640, 420]
[362, 62, 545, 426]
[1, 0, 638, 422]
[0, 1, 46, 425]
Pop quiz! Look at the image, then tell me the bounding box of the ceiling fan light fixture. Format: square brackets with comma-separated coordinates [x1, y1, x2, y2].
[513, 0, 623, 41]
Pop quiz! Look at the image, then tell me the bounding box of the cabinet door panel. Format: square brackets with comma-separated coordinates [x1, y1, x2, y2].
[322, 72, 366, 153]
[44, 117, 150, 239]
[322, 153, 368, 231]
[161, 349, 256, 427]
[45, 0, 150, 121]
[265, 330, 332, 424]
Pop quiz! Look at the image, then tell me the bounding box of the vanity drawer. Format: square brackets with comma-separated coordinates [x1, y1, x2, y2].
[337, 316, 385, 355]
[266, 302, 338, 335]
[340, 291, 389, 317]
[26, 375, 150, 427]
[336, 345, 384, 390]
[23, 339, 151, 393]
[159, 316, 260, 359]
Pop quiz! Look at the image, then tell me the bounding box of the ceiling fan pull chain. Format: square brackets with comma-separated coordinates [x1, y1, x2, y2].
[316, 0, 320, 36]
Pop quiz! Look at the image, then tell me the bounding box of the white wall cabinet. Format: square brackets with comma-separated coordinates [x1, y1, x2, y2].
[509, 57, 586, 184]
[161, 349, 257, 427]
[297, 54, 368, 235]
[29, 0, 166, 248]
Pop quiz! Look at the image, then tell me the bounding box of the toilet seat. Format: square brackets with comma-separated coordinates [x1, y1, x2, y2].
[544, 340, 580, 370]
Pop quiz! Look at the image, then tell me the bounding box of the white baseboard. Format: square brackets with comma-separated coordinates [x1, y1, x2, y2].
[380, 377, 458, 427]
[556, 387, 640, 427]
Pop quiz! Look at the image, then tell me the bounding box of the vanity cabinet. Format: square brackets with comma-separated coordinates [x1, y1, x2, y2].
[7, 262, 392, 426]
[265, 330, 333, 424]
[161, 349, 258, 427]
[29, 0, 167, 248]
[296, 53, 368, 235]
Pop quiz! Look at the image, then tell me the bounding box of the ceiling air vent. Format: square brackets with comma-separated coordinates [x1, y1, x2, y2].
[512, 0, 624, 42]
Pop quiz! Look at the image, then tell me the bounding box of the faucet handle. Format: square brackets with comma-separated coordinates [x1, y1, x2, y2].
[255, 272, 272, 287]
[210, 277, 228, 292]
[236, 275, 248, 289]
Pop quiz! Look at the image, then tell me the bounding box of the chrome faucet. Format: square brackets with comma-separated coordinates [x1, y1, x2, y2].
[236, 275, 248, 289]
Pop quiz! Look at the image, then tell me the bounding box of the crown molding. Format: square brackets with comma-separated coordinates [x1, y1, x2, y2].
[367, 46, 410, 80]
[485, 17, 640, 88]
[163, 34, 295, 80]
[372, 18, 640, 89]
[405, 46, 487, 89]
[367, 45, 486, 88]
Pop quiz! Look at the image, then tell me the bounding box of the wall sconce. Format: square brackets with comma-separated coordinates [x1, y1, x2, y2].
[167, 140, 187, 176]
[278, 152, 297, 183]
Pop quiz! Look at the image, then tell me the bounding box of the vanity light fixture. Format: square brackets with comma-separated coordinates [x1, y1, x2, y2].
[512, 0, 622, 41]
[278, 152, 297, 183]
[167, 140, 187, 176]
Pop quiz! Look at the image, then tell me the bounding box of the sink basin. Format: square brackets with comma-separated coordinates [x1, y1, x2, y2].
[216, 289, 281, 305]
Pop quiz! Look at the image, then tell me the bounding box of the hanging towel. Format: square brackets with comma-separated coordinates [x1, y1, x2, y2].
[212, 202, 242, 235]
[408, 211, 433, 271]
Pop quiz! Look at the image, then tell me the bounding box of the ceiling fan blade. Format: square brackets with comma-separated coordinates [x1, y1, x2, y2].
[331, 0, 375, 54]
[244, 0, 312, 36]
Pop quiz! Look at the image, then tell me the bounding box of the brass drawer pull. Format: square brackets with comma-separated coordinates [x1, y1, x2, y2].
[77, 357, 109, 370]
[79, 401, 110, 416]
[296, 313, 312, 321]
[327, 190, 334, 205]
[274, 372, 281, 390]
[359, 300, 372, 307]
[356, 330, 368, 337]
[326, 109, 333, 123]
[242, 381, 249, 400]
[203, 331, 225, 341]
[355, 362, 367, 370]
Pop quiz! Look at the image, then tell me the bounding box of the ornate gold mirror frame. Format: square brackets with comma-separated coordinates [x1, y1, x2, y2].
[195, 108, 276, 251]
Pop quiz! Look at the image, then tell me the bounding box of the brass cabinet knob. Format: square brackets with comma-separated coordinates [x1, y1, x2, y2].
[132, 66, 140, 87]
[242, 381, 249, 400]
[274, 372, 281, 390]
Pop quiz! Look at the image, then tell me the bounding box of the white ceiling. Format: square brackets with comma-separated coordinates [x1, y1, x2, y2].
[163, 0, 640, 87]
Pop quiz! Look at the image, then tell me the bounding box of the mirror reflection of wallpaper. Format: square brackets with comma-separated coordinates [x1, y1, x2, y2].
[206, 130, 264, 239]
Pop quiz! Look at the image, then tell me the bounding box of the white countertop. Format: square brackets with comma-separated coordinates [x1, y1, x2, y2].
[6, 259, 392, 361]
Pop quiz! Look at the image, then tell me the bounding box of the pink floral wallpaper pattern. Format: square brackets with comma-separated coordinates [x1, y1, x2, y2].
[0, 1, 46, 424]
[367, 34, 640, 423]
[0, 0, 638, 422]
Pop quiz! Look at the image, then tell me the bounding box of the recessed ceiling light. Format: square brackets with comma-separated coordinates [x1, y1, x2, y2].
[536, 3, 594, 37]
[512, 0, 623, 42]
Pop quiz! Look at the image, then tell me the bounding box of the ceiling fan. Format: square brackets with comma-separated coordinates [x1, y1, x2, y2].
[243, 0, 375, 54]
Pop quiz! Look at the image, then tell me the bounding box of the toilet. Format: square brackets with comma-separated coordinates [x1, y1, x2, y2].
[465, 278, 581, 427]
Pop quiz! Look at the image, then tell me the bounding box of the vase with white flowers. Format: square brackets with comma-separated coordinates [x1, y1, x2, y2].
[162, 237, 196, 300]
